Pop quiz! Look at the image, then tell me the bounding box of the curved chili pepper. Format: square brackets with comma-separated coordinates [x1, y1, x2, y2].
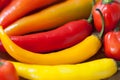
[92, 0, 120, 33]
[11, 58, 117, 80]
[104, 30, 120, 60]
[0, 26, 101, 65]
[0, 0, 61, 28]
[0, 19, 92, 53]
[4, 0, 93, 36]
[0, 59, 19, 80]
[0, 0, 11, 11]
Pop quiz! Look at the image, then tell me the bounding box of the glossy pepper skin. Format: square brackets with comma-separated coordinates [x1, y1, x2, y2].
[0, 0, 61, 28]
[0, 59, 19, 80]
[0, 19, 92, 53]
[11, 58, 117, 80]
[104, 31, 120, 60]
[92, 0, 120, 33]
[4, 0, 93, 36]
[0, 0, 11, 11]
[0, 26, 101, 65]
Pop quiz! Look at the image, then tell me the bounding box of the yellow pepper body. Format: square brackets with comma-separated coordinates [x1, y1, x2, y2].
[0, 26, 101, 65]
[5, 0, 93, 35]
[11, 58, 117, 80]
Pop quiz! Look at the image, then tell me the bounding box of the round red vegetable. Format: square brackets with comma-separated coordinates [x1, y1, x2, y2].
[0, 59, 19, 80]
[104, 31, 120, 60]
[92, 0, 120, 33]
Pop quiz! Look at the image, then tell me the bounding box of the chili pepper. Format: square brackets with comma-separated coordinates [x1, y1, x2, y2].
[4, 0, 94, 36]
[0, 0, 61, 28]
[11, 58, 117, 80]
[0, 59, 19, 80]
[104, 26, 120, 60]
[92, 0, 120, 33]
[0, 19, 93, 53]
[0, 0, 11, 11]
[0, 25, 101, 65]
[0, 5, 104, 65]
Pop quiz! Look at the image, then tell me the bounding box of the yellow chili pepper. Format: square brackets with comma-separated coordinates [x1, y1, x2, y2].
[0, 26, 101, 65]
[11, 58, 117, 80]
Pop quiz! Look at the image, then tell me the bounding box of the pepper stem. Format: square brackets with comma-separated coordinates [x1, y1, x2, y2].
[117, 61, 120, 70]
[115, 21, 120, 31]
[87, 0, 96, 23]
[93, 0, 96, 5]
[0, 62, 3, 66]
[87, 13, 92, 23]
[96, 9, 105, 38]
[103, 0, 113, 4]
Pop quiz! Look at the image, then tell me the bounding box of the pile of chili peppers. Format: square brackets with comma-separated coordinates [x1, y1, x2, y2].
[0, 0, 120, 80]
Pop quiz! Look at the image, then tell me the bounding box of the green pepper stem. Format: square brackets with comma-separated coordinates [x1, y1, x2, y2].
[87, 13, 92, 23]
[0, 62, 3, 66]
[114, 21, 120, 31]
[87, 0, 96, 23]
[96, 9, 105, 38]
[103, 0, 113, 4]
[93, 0, 96, 5]
[117, 61, 120, 70]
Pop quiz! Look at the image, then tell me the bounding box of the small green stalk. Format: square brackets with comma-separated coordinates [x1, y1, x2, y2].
[87, 13, 93, 23]
[103, 0, 113, 4]
[117, 61, 120, 70]
[114, 21, 120, 31]
[0, 62, 3, 66]
[96, 9, 105, 38]
[87, 0, 96, 23]
[93, 0, 96, 5]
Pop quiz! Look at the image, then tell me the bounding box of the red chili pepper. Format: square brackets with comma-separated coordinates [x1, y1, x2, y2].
[0, 0, 62, 28]
[0, 59, 19, 80]
[92, 0, 120, 33]
[104, 27, 120, 60]
[0, 19, 92, 53]
[0, 0, 11, 11]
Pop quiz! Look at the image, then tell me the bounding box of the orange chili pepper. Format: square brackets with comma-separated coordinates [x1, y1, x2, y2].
[4, 0, 93, 36]
[0, 0, 61, 28]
